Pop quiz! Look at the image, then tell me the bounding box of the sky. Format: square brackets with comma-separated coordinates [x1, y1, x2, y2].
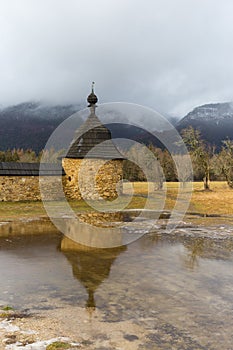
[1, 0, 233, 117]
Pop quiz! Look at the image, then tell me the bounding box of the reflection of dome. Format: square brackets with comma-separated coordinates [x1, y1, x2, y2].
[87, 82, 98, 106]
[60, 237, 127, 309]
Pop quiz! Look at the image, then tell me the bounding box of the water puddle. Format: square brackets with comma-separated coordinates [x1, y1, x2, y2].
[0, 217, 233, 348]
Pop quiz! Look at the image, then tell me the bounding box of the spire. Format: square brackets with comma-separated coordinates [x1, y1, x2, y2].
[65, 83, 125, 160]
[87, 81, 98, 107]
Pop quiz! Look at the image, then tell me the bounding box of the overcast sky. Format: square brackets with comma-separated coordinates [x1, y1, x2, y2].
[1, 0, 233, 117]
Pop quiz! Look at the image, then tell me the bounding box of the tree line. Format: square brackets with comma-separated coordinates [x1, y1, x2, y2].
[123, 126, 233, 190]
[0, 148, 64, 163]
[0, 127, 233, 190]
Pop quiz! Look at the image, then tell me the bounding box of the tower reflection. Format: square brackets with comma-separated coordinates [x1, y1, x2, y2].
[60, 236, 127, 309]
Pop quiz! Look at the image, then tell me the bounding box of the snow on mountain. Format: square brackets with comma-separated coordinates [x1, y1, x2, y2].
[181, 102, 233, 122]
[177, 102, 233, 149]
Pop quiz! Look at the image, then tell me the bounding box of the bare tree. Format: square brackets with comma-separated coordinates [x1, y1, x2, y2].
[124, 144, 164, 190]
[181, 127, 211, 190]
[173, 154, 193, 187]
[214, 140, 233, 188]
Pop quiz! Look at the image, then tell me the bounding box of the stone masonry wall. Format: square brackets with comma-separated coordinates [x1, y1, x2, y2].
[0, 159, 123, 201]
[0, 176, 65, 201]
[62, 158, 123, 200]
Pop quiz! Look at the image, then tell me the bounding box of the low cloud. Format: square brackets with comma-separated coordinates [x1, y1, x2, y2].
[0, 0, 233, 118]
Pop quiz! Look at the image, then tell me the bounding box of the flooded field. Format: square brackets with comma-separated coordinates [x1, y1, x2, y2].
[1, 218, 233, 349]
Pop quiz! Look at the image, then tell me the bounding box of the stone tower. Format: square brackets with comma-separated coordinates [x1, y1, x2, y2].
[62, 83, 124, 200]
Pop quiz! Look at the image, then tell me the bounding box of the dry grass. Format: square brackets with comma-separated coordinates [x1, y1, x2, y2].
[124, 181, 233, 215]
[190, 181, 233, 215]
[0, 181, 232, 221]
[0, 201, 47, 221]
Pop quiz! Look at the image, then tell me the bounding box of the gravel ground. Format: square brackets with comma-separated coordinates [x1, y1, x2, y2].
[0, 307, 146, 350]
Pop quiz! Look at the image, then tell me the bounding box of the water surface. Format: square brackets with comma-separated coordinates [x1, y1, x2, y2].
[1, 224, 233, 349]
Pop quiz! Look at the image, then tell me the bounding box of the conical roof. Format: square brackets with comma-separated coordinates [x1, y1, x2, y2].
[65, 86, 124, 159]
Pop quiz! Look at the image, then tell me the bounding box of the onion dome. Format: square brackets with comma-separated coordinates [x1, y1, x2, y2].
[87, 82, 98, 106]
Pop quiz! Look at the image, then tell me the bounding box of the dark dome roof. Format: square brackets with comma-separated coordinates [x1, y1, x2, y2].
[87, 82, 98, 106]
[87, 92, 98, 106]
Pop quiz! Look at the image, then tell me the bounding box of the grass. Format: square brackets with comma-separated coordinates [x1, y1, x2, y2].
[123, 181, 233, 215]
[190, 182, 233, 215]
[0, 201, 47, 221]
[0, 182, 232, 221]
[0, 305, 15, 319]
[46, 342, 71, 350]
[2, 305, 14, 311]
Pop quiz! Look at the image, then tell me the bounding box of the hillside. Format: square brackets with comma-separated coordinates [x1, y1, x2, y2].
[177, 102, 233, 149]
[0, 102, 83, 152]
[1, 101, 233, 153]
[0, 101, 176, 153]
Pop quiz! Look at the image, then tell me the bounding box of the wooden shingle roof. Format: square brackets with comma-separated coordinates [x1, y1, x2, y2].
[65, 111, 124, 160]
[0, 162, 65, 176]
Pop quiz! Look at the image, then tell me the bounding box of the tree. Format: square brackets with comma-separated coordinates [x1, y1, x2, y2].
[181, 127, 212, 190]
[215, 140, 233, 188]
[123, 144, 164, 189]
[0, 149, 19, 162]
[39, 147, 65, 163]
[148, 145, 176, 184]
[173, 154, 193, 187]
[18, 149, 37, 162]
[123, 160, 145, 181]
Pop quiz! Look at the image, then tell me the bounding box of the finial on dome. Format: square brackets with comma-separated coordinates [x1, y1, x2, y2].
[87, 81, 98, 107]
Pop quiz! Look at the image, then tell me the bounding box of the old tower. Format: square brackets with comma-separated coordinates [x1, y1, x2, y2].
[62, 83, 124, 200]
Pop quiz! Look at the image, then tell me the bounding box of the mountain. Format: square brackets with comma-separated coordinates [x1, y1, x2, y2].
[1, 100, 233, 153]
[177, 102, 233, 149]
[0, 101, 177, 153]
[0, 102, 84, 152]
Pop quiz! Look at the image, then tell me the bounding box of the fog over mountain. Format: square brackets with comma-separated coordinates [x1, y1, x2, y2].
[0, 100, 176, 152]
[0, 100, 232, 152]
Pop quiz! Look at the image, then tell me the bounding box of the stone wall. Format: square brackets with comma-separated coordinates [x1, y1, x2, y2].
[62, 158, 123, 200]
[0, 176, 64, 201]
[0, 159, 123, 201]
